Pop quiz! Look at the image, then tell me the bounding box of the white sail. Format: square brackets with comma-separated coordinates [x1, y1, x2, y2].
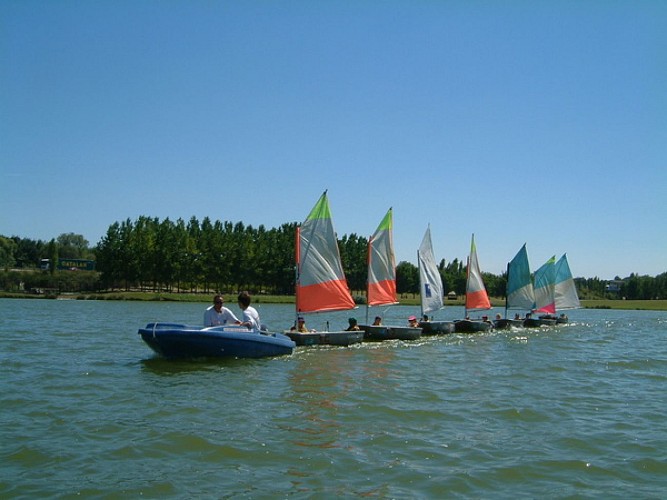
[418, 226, 444, 315]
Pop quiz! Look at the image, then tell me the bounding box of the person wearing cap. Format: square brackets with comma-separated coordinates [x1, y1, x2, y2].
[204, 294, 240, 326]
[291, 316, 309, 332]
[408, 315, 419, 327]
[345, 317, 360, 331]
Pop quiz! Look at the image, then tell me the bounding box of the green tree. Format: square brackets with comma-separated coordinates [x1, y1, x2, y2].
[397, 261, 419, 295]
[339, 233, 368, 292]
[0, 236, 17, 269]
[56, 233, 91, 259]
[46, 239, 58, 276]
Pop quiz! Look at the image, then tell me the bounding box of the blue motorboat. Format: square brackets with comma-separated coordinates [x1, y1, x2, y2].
[138, 322, 295, 359]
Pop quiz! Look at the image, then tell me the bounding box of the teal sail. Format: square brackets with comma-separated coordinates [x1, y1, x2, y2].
[506, 244, 535, 311]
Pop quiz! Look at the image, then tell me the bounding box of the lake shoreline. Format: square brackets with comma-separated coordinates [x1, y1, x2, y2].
[1, 291, 666, 311]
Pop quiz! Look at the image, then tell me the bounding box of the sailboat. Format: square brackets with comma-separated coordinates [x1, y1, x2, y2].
[286, 191, 363, 346]
[454, 234, 493, 333]
[361, 208, 421, 341]
[527, 255, 557, 327]
[417, 226, 454, 334]
[553, 253, 580, 323]
[495, 244, 535, 329]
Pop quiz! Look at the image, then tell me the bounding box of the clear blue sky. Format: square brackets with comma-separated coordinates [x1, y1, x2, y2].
[2, 1, 665, 280]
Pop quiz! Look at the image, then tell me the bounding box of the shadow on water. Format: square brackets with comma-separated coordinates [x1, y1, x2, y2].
[139, 355, 263, 375]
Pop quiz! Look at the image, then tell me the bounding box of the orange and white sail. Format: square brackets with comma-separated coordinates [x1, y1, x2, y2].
[296, 191, 355, 314]
[367, 208, 398, 307]
[465, 234, 491, 313]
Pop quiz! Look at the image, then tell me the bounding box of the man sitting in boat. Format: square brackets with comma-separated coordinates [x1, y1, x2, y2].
[408, 315, 419, 328]
[204, 295, 241, 326]
[345, 317, 361, 331]
[237, 291, 261, 331]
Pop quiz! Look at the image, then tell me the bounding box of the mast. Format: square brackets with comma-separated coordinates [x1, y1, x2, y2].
[464, 254, 470, 319]
[418, 245, 424, 319]
[504, 261, 510, 319]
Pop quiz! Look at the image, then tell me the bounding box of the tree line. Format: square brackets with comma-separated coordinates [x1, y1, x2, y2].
[1, 216, 666, 300]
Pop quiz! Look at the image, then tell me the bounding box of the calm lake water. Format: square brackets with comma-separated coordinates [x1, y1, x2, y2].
[1, 298, 666, 498]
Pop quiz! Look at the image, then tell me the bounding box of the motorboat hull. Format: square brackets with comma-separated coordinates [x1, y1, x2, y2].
[138, 323, 295, 359]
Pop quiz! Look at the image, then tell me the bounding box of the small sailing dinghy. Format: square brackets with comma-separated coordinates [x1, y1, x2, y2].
[138, 323, 295, 359]
[361, 208, 421, 341]
[417, 226, 454, 334]
[495, 244, 535, 329]
[454, 234, 493, 333]
[285, 191, 363, 346]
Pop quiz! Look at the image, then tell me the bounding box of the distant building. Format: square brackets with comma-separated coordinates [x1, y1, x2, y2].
[605, 280, 623, 294]
[39, 258, 96, 271]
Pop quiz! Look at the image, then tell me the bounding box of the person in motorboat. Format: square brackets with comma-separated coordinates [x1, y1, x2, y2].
[372, 316, 382, 326]
[345, 317, 361, 331]
[237, 291, 261, 331]
[408, 315, 419, 328]
[204, 295, 241, 326]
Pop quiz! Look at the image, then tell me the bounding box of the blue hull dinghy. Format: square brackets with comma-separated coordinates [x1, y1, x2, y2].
[138, 322, 295, 359]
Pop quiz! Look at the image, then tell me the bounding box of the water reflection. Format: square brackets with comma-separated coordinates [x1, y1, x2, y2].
[283, 348, 358, 448]
[139, 356, 259, 375]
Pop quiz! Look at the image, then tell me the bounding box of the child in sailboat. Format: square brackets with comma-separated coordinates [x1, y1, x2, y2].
[290, 316, 309, 333]
[345, 318, 361, 331]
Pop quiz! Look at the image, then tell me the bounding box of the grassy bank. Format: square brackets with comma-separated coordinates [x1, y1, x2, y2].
[2, 291, 667, 311]
[579, 299, 667, 311]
